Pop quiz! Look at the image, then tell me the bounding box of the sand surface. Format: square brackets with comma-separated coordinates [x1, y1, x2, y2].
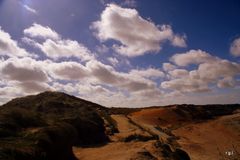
[73, 114, 160, 160]
[173, 113, 240, 160]
[73, 108, 240, 160]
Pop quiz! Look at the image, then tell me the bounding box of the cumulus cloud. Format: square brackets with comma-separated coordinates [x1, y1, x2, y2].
[217, 77, 236, 88]
[0, 27, 30, 57]
[1, 19, 239, 107]
[46, 60, 163, 107]
[37, 39, 94, 61]
[0, 86, 23, 104]
[230, 37, 240, 57]
[96, 44, 109, 54]
[86, 60, 121, 84]
[169, 69, 189, 78]
[46, 59, 159, 93]
[171, 34, 187, 47]
[23, 24, 94, 61]
[0, 57, 48, 82]
[86, 60, 157, 92]
[24, 23, 60, 40]
[0, 81, 51, 98]
[162, 50, 240, 93]
[0, 57, 52, 95]
[161, 78, 210, 93]
[197, 59, 240, 82]
[107, 57, 119, 66]
[162, 63, 176, 71]
[0, 56, 159, 95]
[48, 61, 89, 80]
[131, 88, 162, 99]
[170, 49, 216, 66]
[92, 4, 186, 57]
[16, 81, 51, 93]
[130, 68, 165, 79]
[0, 52, 239, 106]
[0, 57, 89, 83]
[77, 83, 110, 95]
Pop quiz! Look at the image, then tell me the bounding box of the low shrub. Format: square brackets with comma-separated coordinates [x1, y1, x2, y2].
[123, 134, 156, 142]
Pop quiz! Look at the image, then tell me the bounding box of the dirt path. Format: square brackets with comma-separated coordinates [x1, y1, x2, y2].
[110, 115, 151, 141]
[75, 111, 240, 160]
[73, 141, 158, 160]
[73, 114, 159, 160]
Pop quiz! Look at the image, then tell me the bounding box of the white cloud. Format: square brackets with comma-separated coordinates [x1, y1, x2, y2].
[161, 90, 240, 106]
[169, 69, 189, 78]
[48, 61, 89, 80]
[0, 57, 52, 96]
[86, 60, 157, 92]
[96, 44, 109, 54]
[217, 77, 236, 88]
[197, 59, 240, 82]
[37, 39, 94, 61]
[1, 19, 240, 107]
[162, 50, 240, 93]
[0, 27, 30, 57]
[161, 78, 210, 93]
[131, 88, 162, 99]
[52, 82, 77, 93]
[16, 81, 51, 93]
[0, 57, 89, 82]
[0, 57, 158, 95]
[162, 63, 176, 71]
[130, 68, 165, 79]
[77, 83, 110, 95]
[0, 86, 23, 104]
[23, 24, 94, 61]
[0, 54, 239, 106]
[23, 4, 37, 14]
[171, 34, 187, 47]
[170, 49, 216, 66]
[24, 23, 60, 40]
[230, 37, 240, 57]
[0, 57, 48, 82]
[189, 70, 200, 79]
[40, 59, 159, 94]
[107, 57, 119, 66]
[92, 4, 186, 57]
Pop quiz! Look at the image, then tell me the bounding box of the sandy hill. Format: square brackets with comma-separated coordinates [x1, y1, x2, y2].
[0, 92, 239, 160]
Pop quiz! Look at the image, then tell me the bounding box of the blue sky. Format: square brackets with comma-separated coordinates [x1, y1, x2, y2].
[0, 0, 240, 107]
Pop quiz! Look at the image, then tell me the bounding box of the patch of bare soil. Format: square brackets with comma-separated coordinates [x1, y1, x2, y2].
[172, 113, 240, 160]
[73, 115, 160, 160]
[73, 141, 158, 160]
[73, 106, 240, 160]
[110, 115, 151, 142]
[130, 107, 188, 129]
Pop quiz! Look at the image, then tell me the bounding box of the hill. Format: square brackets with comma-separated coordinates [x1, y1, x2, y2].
[0, 92, 239, 160]
[0, 91, 111, 160]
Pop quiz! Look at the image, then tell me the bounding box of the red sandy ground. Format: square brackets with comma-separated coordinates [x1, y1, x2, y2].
[130, 108, 240, 160]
